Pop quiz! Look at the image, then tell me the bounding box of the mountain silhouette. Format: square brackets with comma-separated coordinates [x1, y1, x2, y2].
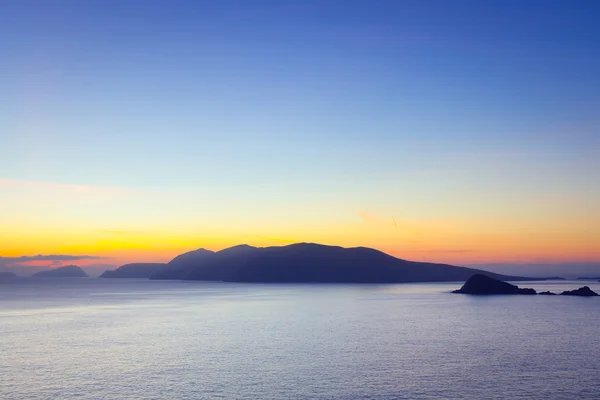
[150, 249, 216, 280]
[32, 265, 88, 278]
[150, 243, 529, 283]
[100, 263, 168, 278]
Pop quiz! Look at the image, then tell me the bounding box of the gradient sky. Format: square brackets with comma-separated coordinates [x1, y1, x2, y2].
[1, 1, 599, 273]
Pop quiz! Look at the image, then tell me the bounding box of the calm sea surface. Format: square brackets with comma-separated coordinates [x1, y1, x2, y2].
[1, 278, 599, 400]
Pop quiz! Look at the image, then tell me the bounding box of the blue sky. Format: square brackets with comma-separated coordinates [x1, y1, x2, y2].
[1, 0, 599, 269]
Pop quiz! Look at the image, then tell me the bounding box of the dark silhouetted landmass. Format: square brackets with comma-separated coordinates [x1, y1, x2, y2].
[452, 274, 537, 295]
[577, 277, 600, 280]
[150, 243, 530, 283]
[454, 276, 600, 297]
[560, 286, 599, 297]
[32, 265, 88, 278]
[0, 271, 16, 279]
[150, 249, 215, 280]
[100, 263, 168, 278]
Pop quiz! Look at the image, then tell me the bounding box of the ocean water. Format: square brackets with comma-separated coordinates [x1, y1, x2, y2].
[1, 278, 599, 400]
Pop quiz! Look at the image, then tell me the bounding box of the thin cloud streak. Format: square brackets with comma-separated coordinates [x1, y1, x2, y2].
[0, 254, 107, 269]
[0, 254, 105, 262]
[0, 177, 138, 195]
[96, 230, 143, 235]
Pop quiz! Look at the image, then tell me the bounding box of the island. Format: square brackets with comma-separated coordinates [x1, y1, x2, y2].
[560, 287, 599, 297]
[453, 274, 600, 297]
[452, 274, 537, 295]
[150, 243, 532, 283]
[100, 263, 168, 279]
[0, 271, 17, 279]
[31, 265, 89, 278]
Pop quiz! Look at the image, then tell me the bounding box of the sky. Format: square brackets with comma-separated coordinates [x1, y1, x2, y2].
[1, 0, 599, 276]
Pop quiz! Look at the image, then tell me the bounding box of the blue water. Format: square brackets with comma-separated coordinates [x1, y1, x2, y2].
[1, 278, 599, 400]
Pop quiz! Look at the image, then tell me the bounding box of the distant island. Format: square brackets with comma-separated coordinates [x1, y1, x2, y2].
[0, 271, 16, 279]
[32, 265, 89, 278]
[100, 263, 167, 278]
[104, 242, 538, 283]
[453, 274, 599, 297]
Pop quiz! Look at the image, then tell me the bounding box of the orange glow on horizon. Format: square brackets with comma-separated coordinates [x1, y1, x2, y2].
[1, 178, 598, 269]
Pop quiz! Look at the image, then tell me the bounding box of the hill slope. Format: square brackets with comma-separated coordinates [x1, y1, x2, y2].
[100, 263, 168, 278]
[150, 249, 216, 280]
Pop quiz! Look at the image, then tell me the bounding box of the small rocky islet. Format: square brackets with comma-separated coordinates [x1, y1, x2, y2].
[453, 274, 599, 297]
[560, 286, 599, 297]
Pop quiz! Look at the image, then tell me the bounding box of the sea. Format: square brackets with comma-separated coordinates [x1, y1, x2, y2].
[1, 278, 599, 400]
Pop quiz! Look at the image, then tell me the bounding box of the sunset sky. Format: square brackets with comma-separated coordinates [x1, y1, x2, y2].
[1, 1, 599, 274]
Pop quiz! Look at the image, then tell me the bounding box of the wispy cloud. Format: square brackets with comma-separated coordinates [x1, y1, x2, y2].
[95, 229, 164, 235]
[0, 178, 137, 197]
[356, 210, 385, 225]
[1, 254, 104, 262]
[96, 230, 135, 235]
[0, 254, 107, 269]
[466, 262, 600, 278]
[357, 211, 404, 230]
[430, 249, 474, 254]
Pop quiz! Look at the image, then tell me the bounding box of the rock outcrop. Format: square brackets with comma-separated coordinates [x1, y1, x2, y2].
[452, 274, 536, 295]
[560, 286, 599, 297]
